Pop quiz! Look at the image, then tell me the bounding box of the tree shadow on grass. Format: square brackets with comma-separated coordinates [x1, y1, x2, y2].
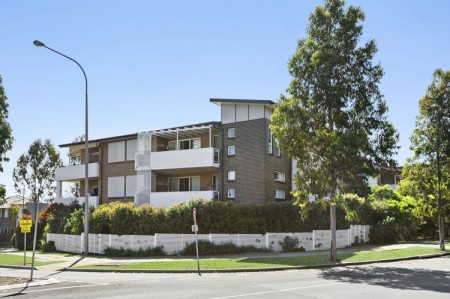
[319, 261, 450, 293]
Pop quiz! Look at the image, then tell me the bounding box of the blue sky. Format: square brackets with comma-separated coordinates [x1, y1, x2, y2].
[1, 0, 450, 197]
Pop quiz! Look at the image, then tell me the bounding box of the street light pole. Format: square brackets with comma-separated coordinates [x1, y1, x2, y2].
[33, 40, 90, 256]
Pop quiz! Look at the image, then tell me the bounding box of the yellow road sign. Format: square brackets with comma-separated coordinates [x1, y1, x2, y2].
[20, 219, 32, 227]
[21, 226, 31, 233]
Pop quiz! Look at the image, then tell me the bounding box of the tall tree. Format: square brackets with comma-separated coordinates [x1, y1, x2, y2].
[12, 139, 62, 203]
[67, 135, 85, 197]
[271, 0, 398, 261]
[406, 69, 450, 250]
[0, 75, 14, 203]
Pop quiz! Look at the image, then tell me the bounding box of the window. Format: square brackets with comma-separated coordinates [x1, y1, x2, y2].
[213, 135, 219, 148]
[274, 171, 286, 182]
[275, 140, 281, 156]
[228, 145, 236, 156]
[108, 141, 125, 163]
[168, 176, 200, 192]
[268, 129, 273, 154]
[126, 175, 137, 197]
[227, 128, 236, 138]
[169, 138, 201, 151]
[228, 170, 236, 181]
[227, 188, 236, 198]
[211, 175, 218, 190]
[126, 139, 137, 161]
[275, 189, 285, 200]
[108, 176, 124, 197]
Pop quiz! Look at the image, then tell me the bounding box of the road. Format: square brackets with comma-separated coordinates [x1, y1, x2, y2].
[0, 256, 449, 298]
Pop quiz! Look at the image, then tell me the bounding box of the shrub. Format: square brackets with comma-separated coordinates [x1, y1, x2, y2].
[41, 241, 56, 252]
[279, 236, 305, 252]
[369, 217, 400, 245]
[103, 246, 165, 257]
[181, 240, 272, 256]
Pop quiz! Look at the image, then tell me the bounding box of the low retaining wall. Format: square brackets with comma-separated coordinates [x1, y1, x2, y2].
[47, 225, 370, 255]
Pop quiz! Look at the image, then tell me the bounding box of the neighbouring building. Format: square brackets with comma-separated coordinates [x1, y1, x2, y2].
[368, 166, 403, 191]
[0, 195, 29, 246]
[55, 99, 292, 208]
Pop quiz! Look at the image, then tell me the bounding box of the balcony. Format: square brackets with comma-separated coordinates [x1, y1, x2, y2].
[55, 163, 100, 181]
[149, 190, 219, 208]
[136, 148, 219, 172]
[53, 196, 99, 208]
[134, 189, 218, 208]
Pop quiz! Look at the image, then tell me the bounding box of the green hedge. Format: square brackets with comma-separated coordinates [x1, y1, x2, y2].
[60, 199, 351, 235]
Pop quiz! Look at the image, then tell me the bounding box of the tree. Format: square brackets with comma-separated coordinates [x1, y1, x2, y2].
[0, 75, 14, 203]
[67, 135, 85, 197]
[405, 69, 450, 250]
[270, 0, 398, 261]
[12, 139, 63, 203]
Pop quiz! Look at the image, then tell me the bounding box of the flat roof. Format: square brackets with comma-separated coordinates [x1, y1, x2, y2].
[210, 98, 275, 105]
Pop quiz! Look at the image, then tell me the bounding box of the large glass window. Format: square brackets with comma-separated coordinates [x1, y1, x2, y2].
[168, 176, 201, 192]
[169, 138, 201, 151]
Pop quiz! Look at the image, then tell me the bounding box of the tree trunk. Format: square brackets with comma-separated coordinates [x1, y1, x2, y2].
[330, 199, 337, 262]
[438, 211, 445, 251]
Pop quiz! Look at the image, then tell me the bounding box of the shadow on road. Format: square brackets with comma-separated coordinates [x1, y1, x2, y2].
[319, 262, 450, 293]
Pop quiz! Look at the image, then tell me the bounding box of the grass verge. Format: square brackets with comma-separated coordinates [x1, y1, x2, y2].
[76, 246, 449, 270]
[0, 253, 63, 266]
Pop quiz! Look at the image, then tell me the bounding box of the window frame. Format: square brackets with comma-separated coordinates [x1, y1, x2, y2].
[227, 127, 236, 139]
[227, 170, 236, 181]
[227, 188, 236, 198]
[274, 171, 286, 182]
[275, 189, 286, 200]
[227, 145, 236, 156]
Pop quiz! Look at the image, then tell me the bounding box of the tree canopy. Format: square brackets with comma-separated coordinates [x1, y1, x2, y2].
[270, 0, 398, 261]
[402, 69, 450, 250]
[0, 75, 14, 204]
[12, 139, 62, 203]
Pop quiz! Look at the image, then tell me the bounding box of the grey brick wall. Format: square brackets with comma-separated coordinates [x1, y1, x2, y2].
[219, 118, 291, 204]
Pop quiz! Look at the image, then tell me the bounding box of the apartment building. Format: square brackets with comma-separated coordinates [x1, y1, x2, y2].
[55, 99, 292, 208]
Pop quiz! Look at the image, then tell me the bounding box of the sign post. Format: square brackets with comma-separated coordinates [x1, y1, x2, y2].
[19, 219, 32, 266]
[192, 208, 201, 276]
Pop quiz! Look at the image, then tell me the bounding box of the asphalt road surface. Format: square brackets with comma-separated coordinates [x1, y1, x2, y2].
[0, 256, 449, 298]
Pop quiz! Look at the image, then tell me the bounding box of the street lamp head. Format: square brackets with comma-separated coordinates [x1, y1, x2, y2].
[33, 40, 45, 47]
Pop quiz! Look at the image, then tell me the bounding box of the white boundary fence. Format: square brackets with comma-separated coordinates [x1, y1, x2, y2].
[47, 225, 370, 255]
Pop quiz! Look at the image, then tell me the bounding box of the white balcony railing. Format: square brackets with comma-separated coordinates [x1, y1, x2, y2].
[152, 148, 219, 170]
[55, 163, 100, 181]
[136, 148, 219, 171]
[53, 196, 99, 208]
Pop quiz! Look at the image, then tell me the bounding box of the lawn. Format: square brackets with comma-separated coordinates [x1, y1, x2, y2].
[0, 253, 63, 267]
[76, 246, 449, 270]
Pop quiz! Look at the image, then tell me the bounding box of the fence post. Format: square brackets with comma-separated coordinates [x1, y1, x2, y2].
[81, 232, 84, 254]
[154, 233, 157, 248]
[237, 234, 240, 247]
[265, 233, 269, 249]
[363, 225, 366, 244]
[109, 234, 112, 248]
[312, 230, 315, 251]
[130, 235, 133, 251]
